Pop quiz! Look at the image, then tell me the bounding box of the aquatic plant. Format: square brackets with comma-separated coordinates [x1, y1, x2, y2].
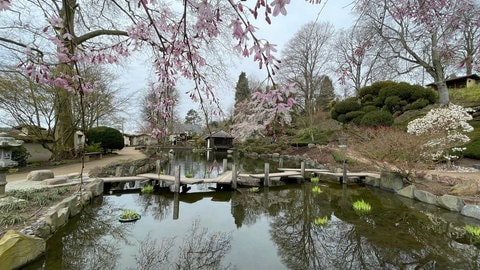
[353, 200, 372, 214]
[120, 209, 140, 220]
[185, 172, 193, 178]
[311, 177, 319, 184]
[465, 225, 480, 240]
[141, 185, 154, 194]
[249, 187, 260, 193]
[312, 185, 322, 194]
[314, 216, 329, 226]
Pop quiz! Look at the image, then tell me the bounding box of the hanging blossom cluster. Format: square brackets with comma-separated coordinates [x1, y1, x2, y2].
[21, 15, 131, 94]
[407, 104, 474, 161]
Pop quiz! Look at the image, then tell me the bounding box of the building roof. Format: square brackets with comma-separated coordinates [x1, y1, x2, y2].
[204, 130, 234, 139]
[426, 74, 480, 87]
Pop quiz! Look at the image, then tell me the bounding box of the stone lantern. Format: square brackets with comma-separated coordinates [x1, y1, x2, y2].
[0, 133, 23, 197]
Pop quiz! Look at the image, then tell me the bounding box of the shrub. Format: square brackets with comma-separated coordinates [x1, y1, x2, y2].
[383, 95, 403, 113]
[332, 98, 361, 115]
[345, 111, 365, 123]
[85, 143, 102, 153]
[362, 105, 378, 113]
[358, 80, 397, 99]
[360, 110, 394, 127]
[12, 146, 30, 167]
[404, 98, 431, 111]
[86, 126, 124, 153]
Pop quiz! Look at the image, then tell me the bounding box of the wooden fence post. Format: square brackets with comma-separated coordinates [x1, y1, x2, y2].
[264, 163, 270, 187]
[223, 158, 228, 172]
[300, 161, 305, 183]
[155, 160, 161, 174]
[278, 157, 283, 168]
[174, 165, 181, 193]
[232, 164, 237, 190]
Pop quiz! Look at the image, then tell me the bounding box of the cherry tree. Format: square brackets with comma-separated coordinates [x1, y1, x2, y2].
[356, 0, 480, 105]
[0, 0, 321, 158]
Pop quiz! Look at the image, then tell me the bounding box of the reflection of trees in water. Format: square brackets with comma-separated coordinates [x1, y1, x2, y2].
[46, 197, 130, 270]
[135, 193, 172, 221]
[132, 220, 234, 270]
[267, 184, 480, 269]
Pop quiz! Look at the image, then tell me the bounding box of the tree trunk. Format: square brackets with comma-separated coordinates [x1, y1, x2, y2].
[54, 86, 75, 159]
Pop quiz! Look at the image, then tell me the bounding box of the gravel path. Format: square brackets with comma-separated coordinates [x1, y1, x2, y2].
[5, 147, 147, 191]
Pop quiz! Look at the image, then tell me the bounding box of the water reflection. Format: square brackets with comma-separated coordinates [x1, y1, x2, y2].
[26, 166, 480, 269]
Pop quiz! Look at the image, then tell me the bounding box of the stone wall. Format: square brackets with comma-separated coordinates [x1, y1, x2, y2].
[0, 179, 104, 269]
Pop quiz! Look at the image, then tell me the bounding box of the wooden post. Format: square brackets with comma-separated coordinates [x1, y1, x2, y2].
[155, 160, 161, 174]
[174, 165, 181, 193]
[300, 161, 305, 183]
[115, 166, 123, 177]
[278, 157, 284, 169]
[223, 158, 228, 172]
[173, 192, 179, 220]
[232, 164, 237, 189]
[264, 163, 270, 187]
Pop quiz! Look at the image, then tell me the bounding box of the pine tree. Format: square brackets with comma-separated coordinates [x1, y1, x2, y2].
[234, 72, 250, 106]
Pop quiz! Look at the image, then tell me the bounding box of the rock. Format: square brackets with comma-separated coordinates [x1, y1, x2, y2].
[461, 205, 480, 220]
[67, 172, 81, 179]
[397, 185, 415, 199]
[0, 230, 46, 270]
[379, 171, 404, 192]
[272, 153, 280, 158]
[43, 176, 68, 185]
[450, 180, 480, 197]
[414, 190, 438, 205]
[437, 194, 464, 212]
[307, 143, 316, 148]
[26, 170, 54, 181]
[85, 179, 104, 197]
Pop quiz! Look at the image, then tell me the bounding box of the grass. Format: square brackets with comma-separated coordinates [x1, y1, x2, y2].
[141, 185, 154, 194]
[449, 85, 480, 107]
[465, 224, 480, 239]
[120, 209, 140, 220]
[0, 187, 75, 228]
[313, 216, 329, 226]
[312, 185, 322, 194]
[353, 200, 372, 214]
[249, 187, 260, 193]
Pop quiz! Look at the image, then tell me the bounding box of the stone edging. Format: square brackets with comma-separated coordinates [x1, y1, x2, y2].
[0, 179, 104, 270]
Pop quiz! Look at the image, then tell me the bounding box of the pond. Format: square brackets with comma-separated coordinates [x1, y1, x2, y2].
[25, 150, 480, 269]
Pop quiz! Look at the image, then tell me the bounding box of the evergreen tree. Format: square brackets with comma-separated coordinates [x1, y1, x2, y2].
[316, 75, 335, 110]
[234, 72, 250, 105]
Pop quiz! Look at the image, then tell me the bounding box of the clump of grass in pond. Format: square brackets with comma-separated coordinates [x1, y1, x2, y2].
[120, 209, 140, 220]
[465, 225, 480, 240]
[353, 200, 372, 214]
[314, 216, 329, 226]
[185, 172, 193, 178]
[312, 185, 322, 194]
[141, 185, 154, 194]
[311, 177, 319, 184]
[249, 187, 260, 193]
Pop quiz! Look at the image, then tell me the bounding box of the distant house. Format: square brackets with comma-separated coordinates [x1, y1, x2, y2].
[123, 133, 153, 146]
[426, 74, 480, 90]
[204, 131, 234, 150]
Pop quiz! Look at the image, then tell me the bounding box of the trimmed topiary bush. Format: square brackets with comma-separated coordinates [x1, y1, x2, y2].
[360, 110, 394, 127]
[87, 126, 124, 153]
[12, 146, 30, 167]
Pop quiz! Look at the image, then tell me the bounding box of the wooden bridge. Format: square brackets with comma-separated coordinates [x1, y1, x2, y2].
[99, 160, 380, 193]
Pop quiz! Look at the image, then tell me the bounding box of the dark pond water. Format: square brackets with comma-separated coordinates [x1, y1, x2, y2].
[26, 150, 480, 270]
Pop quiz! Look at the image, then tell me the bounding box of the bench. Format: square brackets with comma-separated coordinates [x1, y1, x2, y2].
[85, 152, 103, 161]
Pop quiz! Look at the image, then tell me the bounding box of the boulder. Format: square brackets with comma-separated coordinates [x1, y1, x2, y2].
[397, 185, 415, 199]
[379, 171, 404, 192]
[43, 176, 68, 185]
[437, 194, 464, 212]
[414, 190, 438, 205]
[26, 170, 54, 182]
[85, 179, 104, 197]
[461, 205, 480, 220]
[0, 230, 46, 269]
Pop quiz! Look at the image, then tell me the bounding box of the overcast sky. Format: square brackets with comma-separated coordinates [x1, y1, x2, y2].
[116, 0, 355, 133]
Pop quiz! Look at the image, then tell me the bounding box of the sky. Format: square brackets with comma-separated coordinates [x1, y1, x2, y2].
[115, 0, 355, 133]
